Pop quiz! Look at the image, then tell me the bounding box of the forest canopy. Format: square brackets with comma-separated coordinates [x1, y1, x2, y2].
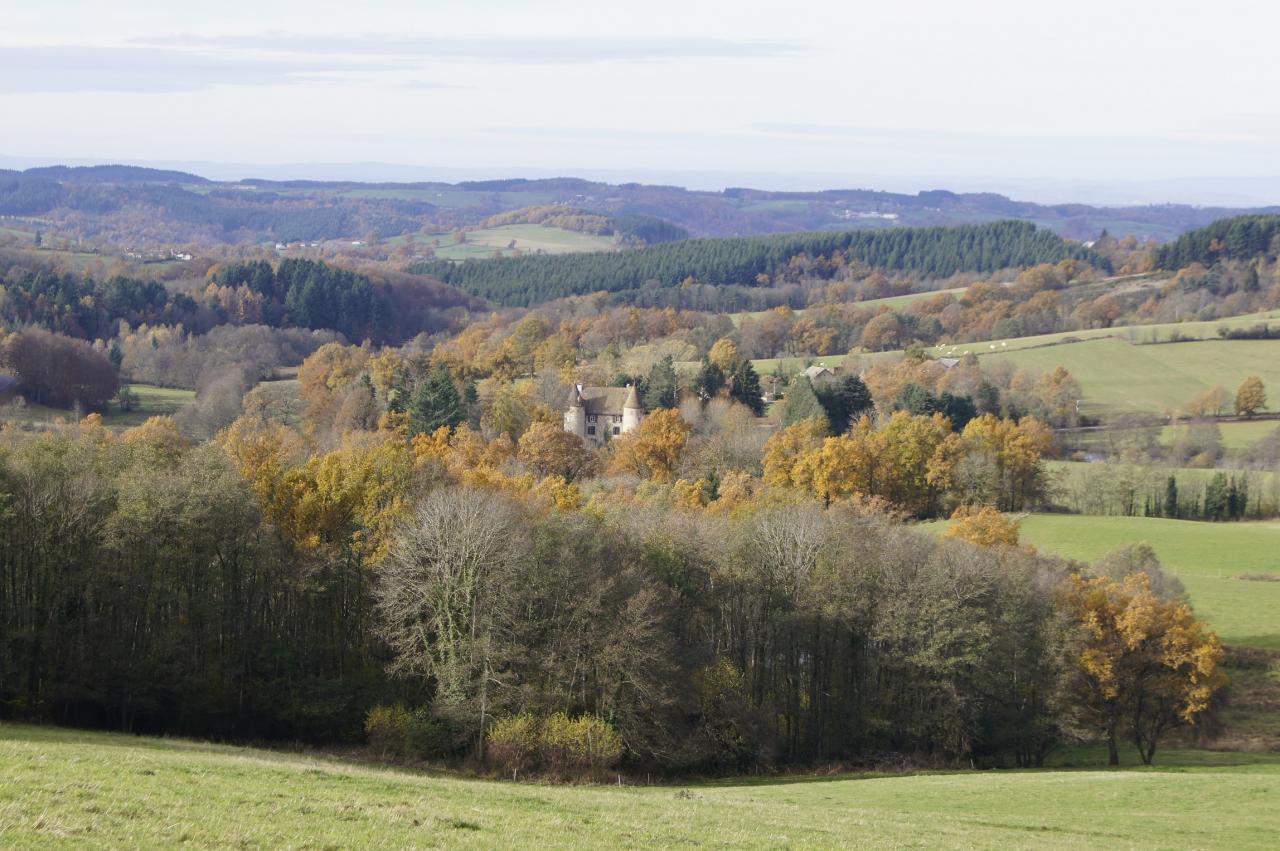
[1156, 214, 1280, 269]
[413, 220, 1107, 306]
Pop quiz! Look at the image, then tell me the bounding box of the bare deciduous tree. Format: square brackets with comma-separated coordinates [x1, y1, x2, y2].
[375, 487, 528, 757]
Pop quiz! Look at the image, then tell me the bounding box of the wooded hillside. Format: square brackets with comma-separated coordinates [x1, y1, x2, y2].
[414, 220, 1105, 306]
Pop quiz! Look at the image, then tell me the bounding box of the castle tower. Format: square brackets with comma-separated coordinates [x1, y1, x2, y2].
[564, 383, 587, 438]
[621, 383, 643, 434]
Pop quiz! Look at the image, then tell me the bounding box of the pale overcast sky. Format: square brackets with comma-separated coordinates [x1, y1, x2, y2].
[4, 0, 1279, 203]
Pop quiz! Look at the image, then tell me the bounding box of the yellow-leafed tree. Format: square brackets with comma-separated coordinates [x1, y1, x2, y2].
[943, 504, 1020, 547]
[608, 408, 691, 482]
[1235, 375, 1266, 418]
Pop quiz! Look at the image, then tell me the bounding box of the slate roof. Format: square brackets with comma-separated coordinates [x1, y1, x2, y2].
[571, 385, 641, 415]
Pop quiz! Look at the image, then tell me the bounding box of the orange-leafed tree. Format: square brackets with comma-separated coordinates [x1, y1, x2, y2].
[1057, 573, 1226, 765]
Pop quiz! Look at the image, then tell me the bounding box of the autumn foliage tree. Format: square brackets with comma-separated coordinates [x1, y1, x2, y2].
[1235, 375, 1266, 417]
[608, 408, 692, 481]
[0, 327, 118, 408]
[1056, 573, 1226, 765]
[943, 504, 1021, 547]
[517, 421, 595, 481]
[1185, 385, 1230, 419]
[762, 416, 828, 486]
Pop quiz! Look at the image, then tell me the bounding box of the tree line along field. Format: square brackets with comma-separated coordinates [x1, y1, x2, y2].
[1046, 459, 1280, 509]
[2, 724, 1278, 850]
[745, 309, 1280, 417]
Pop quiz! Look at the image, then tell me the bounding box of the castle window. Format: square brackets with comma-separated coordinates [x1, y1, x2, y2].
[613, 426, 620, 435]
[587, 425, 596, 436]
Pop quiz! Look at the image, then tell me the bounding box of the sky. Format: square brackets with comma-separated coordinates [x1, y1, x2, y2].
[4, 0, 1280, 204]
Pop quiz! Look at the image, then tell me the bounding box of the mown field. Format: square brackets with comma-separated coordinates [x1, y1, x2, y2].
[1012, 514, 1280, 650]
[1, 724, 1278, 850]
[1, 384, 194, 429]
[983, 338, 1280, 416]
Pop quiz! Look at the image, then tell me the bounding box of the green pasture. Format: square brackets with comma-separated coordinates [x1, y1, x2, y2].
[1160, 419, 1280, 451]
[1016, 514, 1280, 650]
[397, 224, 619, 260]
[2, 724, 1278, 849]
[982, 337, 1280, 416]
[746, 309, 1280, 378]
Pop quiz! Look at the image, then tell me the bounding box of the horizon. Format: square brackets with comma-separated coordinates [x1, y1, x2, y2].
[6, 154, 1280, 209]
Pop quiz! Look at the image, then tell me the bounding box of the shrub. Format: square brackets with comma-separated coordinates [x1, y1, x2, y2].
[538, 713, 623, 777]
[364, 704, 412, 757]
[486, 713, 540, 775]
[365, 705, 461, 761]
[406, 708, 460, 760]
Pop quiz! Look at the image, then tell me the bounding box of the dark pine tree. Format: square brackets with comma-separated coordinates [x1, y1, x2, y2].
[409, 366, 465, 437]
[816, 375, 873, 432]
[729, 359, 764, 415]
[646, 355, 679, 410]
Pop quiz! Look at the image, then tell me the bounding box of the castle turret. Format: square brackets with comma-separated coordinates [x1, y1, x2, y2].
[621, 383, 643, 433]
[564, 383, 586, 438]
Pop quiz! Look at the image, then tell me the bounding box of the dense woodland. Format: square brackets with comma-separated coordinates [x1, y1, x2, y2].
[1156, 214, 1280, 269]
[0, 254, 476, 346]
[0, 405, 1222, 772]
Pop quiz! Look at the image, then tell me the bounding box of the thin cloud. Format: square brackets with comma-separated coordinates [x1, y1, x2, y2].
[134, 33, 806, 64]
[0, 45, 392, 94]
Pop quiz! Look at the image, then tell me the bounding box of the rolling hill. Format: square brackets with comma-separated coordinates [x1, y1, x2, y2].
[6, 165, 1280, 249]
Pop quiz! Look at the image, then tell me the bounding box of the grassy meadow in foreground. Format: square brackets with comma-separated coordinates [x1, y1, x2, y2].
[2, 724, 1279, 850]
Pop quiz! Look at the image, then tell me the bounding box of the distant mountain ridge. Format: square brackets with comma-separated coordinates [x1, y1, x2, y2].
[21, 164, 210, 184]
[2, 164, 1279, 246]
